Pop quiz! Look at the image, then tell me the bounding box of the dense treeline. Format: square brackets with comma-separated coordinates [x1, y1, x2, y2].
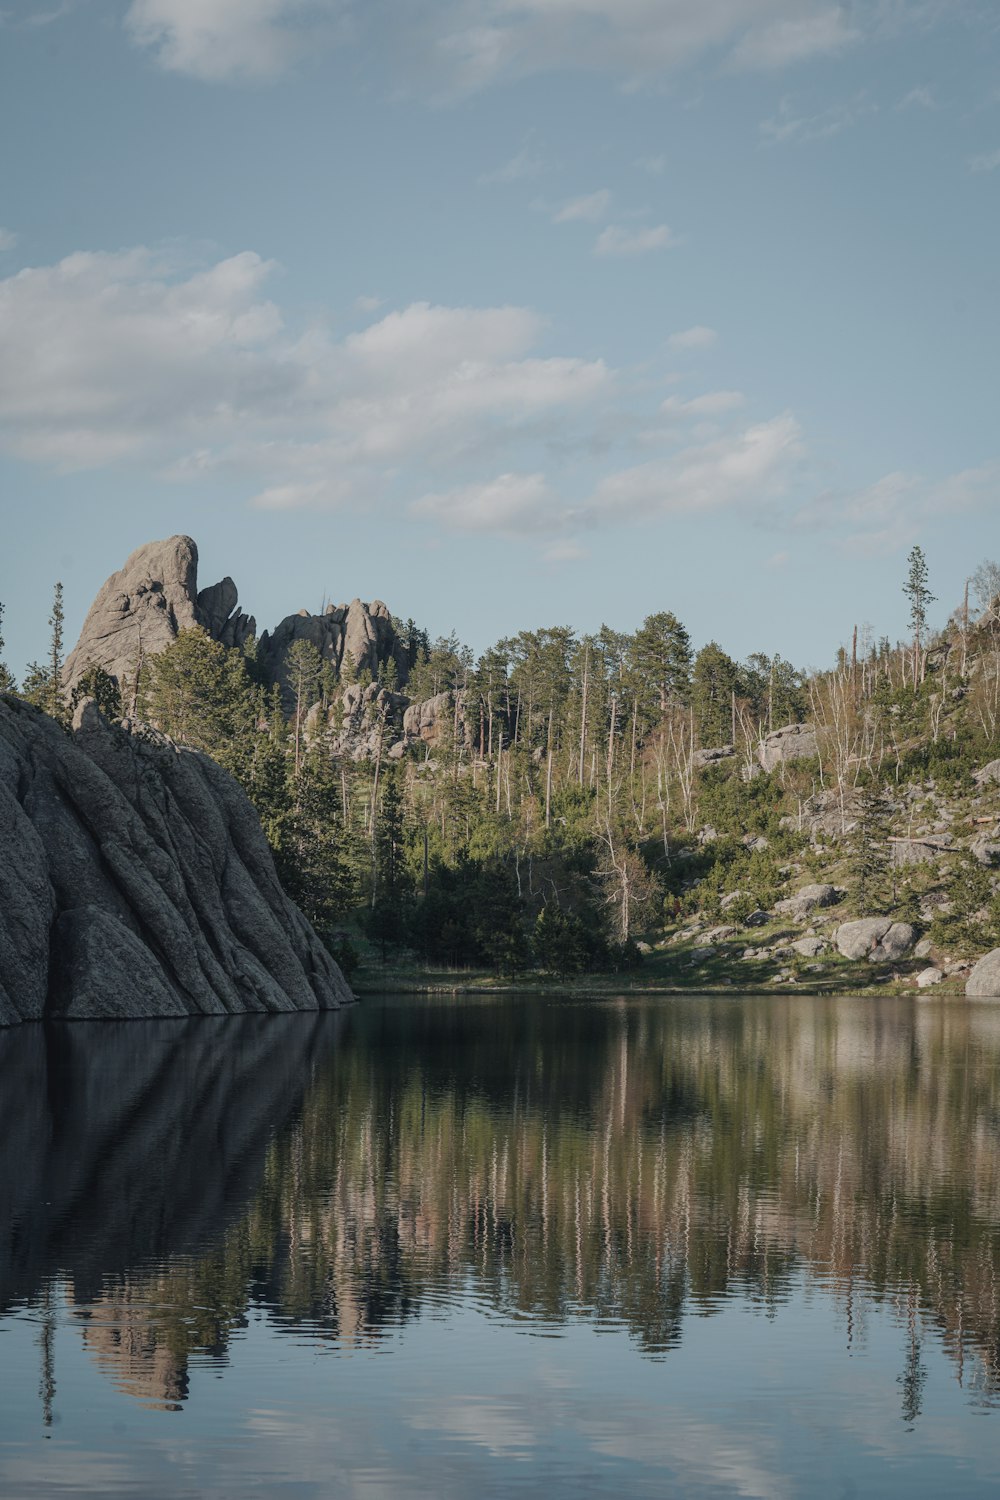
[5, 549, 1000, 974]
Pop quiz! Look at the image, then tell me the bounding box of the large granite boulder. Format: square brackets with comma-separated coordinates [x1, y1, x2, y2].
[757, 723, 818, 772]
[835, 918, 916, 964]
[0, 695, 352, 1027]
[966, 950, 1000, 997]
[973, 760, 1000, 788]
[64, 536, 255, 697]
[774, 883, 839, 916]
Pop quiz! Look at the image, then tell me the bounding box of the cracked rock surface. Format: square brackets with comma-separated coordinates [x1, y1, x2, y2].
[0, 696, 352, 1027]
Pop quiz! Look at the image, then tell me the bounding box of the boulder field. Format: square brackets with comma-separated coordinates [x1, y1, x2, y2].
[0, 695, 352, 1027]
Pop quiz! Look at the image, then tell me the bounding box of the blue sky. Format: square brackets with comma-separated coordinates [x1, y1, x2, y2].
[1, 0, 999, 677]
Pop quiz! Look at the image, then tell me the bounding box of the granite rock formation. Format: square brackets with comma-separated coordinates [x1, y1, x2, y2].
[65, 537, 411, 725]
[756, 722, 819, 771]
[0, 695, 352, 1027]
[64, 535, 255, 697]
[835, 918, 917, 964]
[258, 598, 410, 712]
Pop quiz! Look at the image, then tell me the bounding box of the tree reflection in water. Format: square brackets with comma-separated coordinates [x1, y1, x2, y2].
[3, 995, 1000, 1414]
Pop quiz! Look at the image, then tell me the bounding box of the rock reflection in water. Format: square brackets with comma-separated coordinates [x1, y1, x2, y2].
[3, 996, 1000, 1418]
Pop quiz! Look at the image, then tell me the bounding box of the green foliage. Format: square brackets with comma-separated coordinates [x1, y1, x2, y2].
[70, 664, 123, 720]
[691, 642, 741, 745]
[847, 783, 893, 916]
[929, 854, 1000, 954]
[0, 600, 14, 694]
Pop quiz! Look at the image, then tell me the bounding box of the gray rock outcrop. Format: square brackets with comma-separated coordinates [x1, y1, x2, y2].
[967, 950, 1000, 997]
[774, 883, 839, 917]
[973, 760, 1000, 788]
[693, 745, 735, 769]
[402, 690, 474, 751]
[757, 723, 818, 771]
[64, 536, 255, 697]
[258, 599, 409, 711]
[0, 695, 352, 1027]
[971, 834, 1000, 867]
[835, 918, 916, 964]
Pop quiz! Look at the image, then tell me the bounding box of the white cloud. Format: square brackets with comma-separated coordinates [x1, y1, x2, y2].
[760, 92, 877, 144]
[0, 228, 18, 251]
[124, 0, 347, 82]
[552, 190, 611, 224]
[544, 539, 588, 562]
[970, 148, 1000, 174]
[354, 293, 384, 312]
[595, 224, 675, 257]
[415, 0, 867, 95]
[410, 472, 570, 534]
[896, 85, 935, 110]
[668, 325, 717, 350]
[661, 390, 745, 418]
[766, 549, 790, 568]
[479, 138, 548, 183]
[0, 246, 610, 512]
[635, 155, 667, 176]
[0, 247, 294, 467]
[727, 9, 858, 69]
[589, 414, 803, 520]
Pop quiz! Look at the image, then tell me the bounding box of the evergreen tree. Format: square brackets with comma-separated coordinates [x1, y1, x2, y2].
[629, 611, 692, 718]
[285, 638, 323, 773]
[47, 582, 66, 722]
[368, 768, 408, 959]
[141, 627, 258, 768]
[847, 782, 893, 916]
[277, 745, 355, 933]
[691, 642, 742, 746]
[903, 545, 936, 687]
[0, 601, 15, 693]
[70, 664, 122, 720]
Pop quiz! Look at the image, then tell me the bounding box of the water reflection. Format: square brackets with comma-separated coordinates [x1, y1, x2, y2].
[3, 996, 1000, 1420]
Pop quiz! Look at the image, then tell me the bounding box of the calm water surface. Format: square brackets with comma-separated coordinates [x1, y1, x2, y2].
[2, 993, 1000, 1498]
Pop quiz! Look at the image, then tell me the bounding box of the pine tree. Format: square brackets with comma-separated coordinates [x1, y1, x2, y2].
[284, 638, 323, 773]
[629, 611, 692, 720]
[847, 782, 893, 916]
[0, 600, 15, 694]
[903, 545, 936, 688]
[70, 664, 122, 720]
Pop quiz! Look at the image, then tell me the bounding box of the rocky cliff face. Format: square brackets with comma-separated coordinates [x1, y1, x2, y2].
[65, 536, 410, 710]
[258, 597, 410, 711]
[63, 535, 255, 697]
[0, 695, 352, 1027]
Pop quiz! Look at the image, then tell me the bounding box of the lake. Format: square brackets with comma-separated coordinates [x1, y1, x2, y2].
[2, 993, 1000, 1498]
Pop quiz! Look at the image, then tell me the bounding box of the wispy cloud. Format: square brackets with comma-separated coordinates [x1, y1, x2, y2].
[896, 85, 935, 110]
[662, 390, 745, 418]
[760, 92, 877, 144]
[0, 228, 18, 252]
[969, 147, 1000, 174]
[552, 189, 611, 224]
[595, 223, 675, 257]
[479, 137, 548, 184]
[668, 325, 717, 351]
[125, 0, 349, 83]
[589, 414, 803, 521]
[410, 472, 571, 535]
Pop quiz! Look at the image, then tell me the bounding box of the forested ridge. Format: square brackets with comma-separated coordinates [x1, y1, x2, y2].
[6, 547, 1000, 989]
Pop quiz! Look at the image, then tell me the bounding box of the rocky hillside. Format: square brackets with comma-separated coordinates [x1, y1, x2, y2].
[0, 695, 352, 1027]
